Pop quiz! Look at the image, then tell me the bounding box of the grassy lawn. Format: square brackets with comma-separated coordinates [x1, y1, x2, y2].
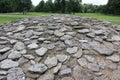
[0, 12, 54, 24]
[75, 13, 120, 24]
[0, 12, 120, 25]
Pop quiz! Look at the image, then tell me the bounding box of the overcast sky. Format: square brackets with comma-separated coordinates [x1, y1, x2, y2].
[31, 0, 108, 6]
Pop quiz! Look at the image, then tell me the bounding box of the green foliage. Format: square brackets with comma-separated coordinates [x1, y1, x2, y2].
[104, 0, 120, 15]
[35, 0, 45, 12]
[0, 0, 32, 13]
[81, 4, 100, 13]
[35, 0, 82, 13]
[54, 0, 61, 12]
[0, 0, 13, 13]
[44, 0, 54, 12]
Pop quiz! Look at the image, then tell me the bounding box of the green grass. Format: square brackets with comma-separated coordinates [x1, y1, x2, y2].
[0, 12, 54, 24]
[0, 12, 120, 25]
[75, 13, 120, 24]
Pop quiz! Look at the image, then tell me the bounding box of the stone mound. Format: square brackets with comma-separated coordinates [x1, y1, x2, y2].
[0, 14, 120, 80]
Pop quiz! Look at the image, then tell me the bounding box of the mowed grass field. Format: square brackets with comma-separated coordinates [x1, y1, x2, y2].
[75, 13, 120, 24]
[0, 12, 53, 24]
[0, 12, 120, 24]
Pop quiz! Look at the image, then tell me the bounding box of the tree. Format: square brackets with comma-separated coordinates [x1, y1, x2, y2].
[67, 0, 82, 14]
[0, 0, 32, 13]
[61, 0, 66, 13]
[35, 0, 45, 12]
[0, 0, 16, 13]
[105, 0, 120, 15]
[54, 0, 61, 12]
[44, 0, 54, 12]
[16, 0, 32, 14]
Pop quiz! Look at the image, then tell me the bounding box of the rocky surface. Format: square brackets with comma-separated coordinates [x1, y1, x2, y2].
[0, 14, 120, 80]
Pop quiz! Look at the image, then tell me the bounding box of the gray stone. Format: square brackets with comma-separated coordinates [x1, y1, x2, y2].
[73, 66, 94, 80]
[41, 43, 55, 50]
[73, 26, 84, 29]
[37, 73, 54, 80]
[73, 49, 83, 58]
[0, 71, 7, 75]
[10, 39, 17, 44]
[14, 25, 25, 32]
[20, 49, 27, 54]
[44, 57, 58, 68]
[78, 29, 90, 33]
[59, 68, 72, 76]
[94, 30, 105, 35]
[106, 55, 120, 62]
[0, 59, 19, 69]
[25, 30, 33, 38]
[55, 41, 66, 51]
[53, 63, 62, 74]
[84, 55, 95, 63]
[98, 60, 106, 69]
[71, 21, 79, 26]
[7, 67, 25, 80]
[0, 51, 10, 61]
[54, 30, 64, 37]
[0, 47, 11, 53]
[81, 43, 91, 50]
[35, 47, 48, 56]
[108, 63, 117, 70]
[28, 63, 47, 73]
[66, 32, 76, 36]
[0, 40, 8, 45]
[87, 63, 100, 72]
[90, 41, 114, 55]
[18, 57, 29, 65]
[30, 60, 36, 65]
[27, 43, 39, 49]
[0, 76, 6, 80]
[87, 33, 95, 38]
[64, 40, 74, 46]
[66, 47, 78, 54]
[56, 54, 68, 62]
[14, 42, 25, 51]
[77, 58, 87, 67]
[23, 55, 35, 60]
[8, 50, 21, 59]
[111, 35, 120, 41]
[38, 38, 46, 41]
[60, 35, 73, 40]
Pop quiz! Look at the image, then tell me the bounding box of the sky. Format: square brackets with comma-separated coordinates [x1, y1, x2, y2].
[31, 0, 108, 6]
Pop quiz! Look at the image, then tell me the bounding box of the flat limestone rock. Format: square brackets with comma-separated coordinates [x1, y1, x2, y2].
[28, 63, 47, 73]
[56, 54, 68, 62]
[8, 50, 21, 59]
[0, 59, 19, 69]
[27, 43, 39, 49]
[35, 47, 48, 56]
[7, 67, 25, 80]
[44, 57, 58, 68]
[90, 41, 114, 56]
[14, 42, 25, 51]
[66, 47, 78, 54]
[0, 47, 11, 53]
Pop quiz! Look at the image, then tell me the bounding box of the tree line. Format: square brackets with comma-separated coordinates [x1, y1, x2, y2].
[0, 0, 119, 15]
[34, 0, 82, 14]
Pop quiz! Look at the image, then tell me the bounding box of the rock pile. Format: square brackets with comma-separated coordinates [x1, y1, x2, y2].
[0, 14, 120, 80]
